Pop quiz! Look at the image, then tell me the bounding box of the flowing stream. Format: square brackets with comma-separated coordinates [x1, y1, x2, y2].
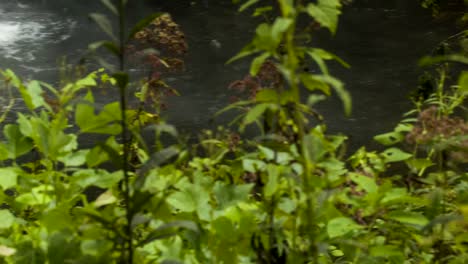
[0, 0, 459, 149]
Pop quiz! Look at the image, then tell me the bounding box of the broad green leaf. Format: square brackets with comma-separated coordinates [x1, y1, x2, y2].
[349, 173, 378, 194]
[264, 164, 279, 198]
[213, 182, 253, 209]
[0, 210, 15, 229]
[306, 0, 342, 34]
[25, 80, 49, 111]
[381, 148, 412, 163]
[406, 158, 434, 175]
[242, 159, 266, 173]
[15, 185, 53, 205]
[388, 211, 429, 228]
[81, 240, 113, 256]
[300, 74, 330, 95]
[327, 217, 361, 238]
[58, 149, 89, 167]
[4, 124, 33, 159]
[250, 52, 270, 76]
[73, 169, 123, 189]
[458, 71, 468, 93]
[271, 18, 292, 44]
[0, 168, 18, 190]
[41, 206, 73, 232]
[374, 131, 404, 146]
[303, 131, 326, 163]
[47, 231, 80, 264]
[242, 103, 270, 130]
[167, 182, 210, 220]
[370, 245, 403, 257]
[94, 190, 117, 208]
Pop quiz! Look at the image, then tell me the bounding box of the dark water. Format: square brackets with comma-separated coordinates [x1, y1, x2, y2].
[0, 0, 459, 149]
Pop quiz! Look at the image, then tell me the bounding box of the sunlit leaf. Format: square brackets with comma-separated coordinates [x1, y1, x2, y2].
[327, 217, 361, 238]
[381, 148, 412, 163]
[0, 210, 15, 229]
[306, 0, 342, 34]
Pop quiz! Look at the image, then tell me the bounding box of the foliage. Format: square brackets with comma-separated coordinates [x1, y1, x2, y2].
[0, 0, 466, 263]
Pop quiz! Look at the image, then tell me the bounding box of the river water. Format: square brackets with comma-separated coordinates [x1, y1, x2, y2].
[0, 0, 459, 149]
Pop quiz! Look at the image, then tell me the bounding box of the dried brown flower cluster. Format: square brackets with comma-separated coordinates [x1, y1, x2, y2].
[125, 14, 188, 114]
[406, 106, 468, 162]
[228, 60, 283, 101]
[133, 14, 187, 56]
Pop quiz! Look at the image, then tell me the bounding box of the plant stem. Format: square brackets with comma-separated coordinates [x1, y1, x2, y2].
[280, 2, 318, 261]
[117, 1, 133, 263]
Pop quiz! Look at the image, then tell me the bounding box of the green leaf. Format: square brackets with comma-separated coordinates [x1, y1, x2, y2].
[327, 217, 361, 238]
[458, 71, 468, 93]
[310, 74, 351, 116]
[140, 221, 199, 246]
[101, 0, 118, 15]
[89, 13, 116, 41]
[419, 54, 468, 66]
[242, 159, 266, 173]
[73, 169, 123, 189]
[306, 0, 342, 35]
[167, 182, 210, 220]
[41, 206, 74, 232]
[388, 211, 429, 228]
[0, 168, 18, 190]
[250, 52, 270, 76]
[381, 148, 412, 163]
[370, 245, 403, 257]
[58, 149, 89, 167]
[4, 124, 33, 159]
[93, 190, 117, 208]
[406, 158, 434, 175]
[242, 103, 270, 130]
[374, 131, 404, 146]
[271, 18, 292, 44]
[307, 48, 350, 75]
[89, 40, 120, 57]
[239, 0, 259, 11]
[26, 80, 49, 111]
[226, 43, 257, 65]
[264, 164, 280, 198]
[128, 12, 163, 40]
[349, 173, 378, 194]
[300, 74, 331, 95]
[0, 210, 15, 229]
[81, 240, 113, 256]
[213, 182, 253, 209]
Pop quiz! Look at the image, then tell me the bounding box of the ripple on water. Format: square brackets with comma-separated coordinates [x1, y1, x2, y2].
[0, 11, 76, 62]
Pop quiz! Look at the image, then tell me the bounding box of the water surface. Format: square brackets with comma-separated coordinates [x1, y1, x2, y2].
[0, 0, 459, 149]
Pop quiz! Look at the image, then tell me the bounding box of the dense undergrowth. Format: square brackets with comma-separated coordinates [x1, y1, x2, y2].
[0, 0, 467, 263]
